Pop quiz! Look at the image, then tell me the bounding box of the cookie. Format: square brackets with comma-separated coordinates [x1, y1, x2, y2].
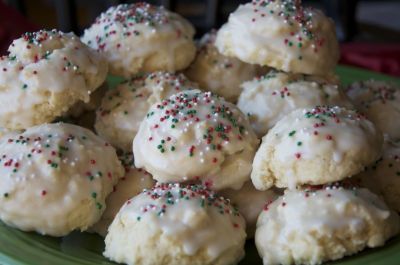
[104, 183, 246, 265]
[220, 181, 280, 237]
[90, 152, 154, 236]
[346, 80, 400, 140]
[0, 30, 108, 130]
[251, 106, 383, 190]
[215, 0, 339, 76]
[185, 30, 266, 103]
[354, 137, 400, 211]
[133, 90, 259, 190]
[256, 186, 399, 265]
[82, 3, 196, 77]
[0, 123, 124, 236]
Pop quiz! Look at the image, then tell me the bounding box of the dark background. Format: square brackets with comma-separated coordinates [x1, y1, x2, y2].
[1, 0, 400, 76]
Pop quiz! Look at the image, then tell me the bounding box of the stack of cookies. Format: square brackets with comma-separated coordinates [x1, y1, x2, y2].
[0, 1, 399, 265]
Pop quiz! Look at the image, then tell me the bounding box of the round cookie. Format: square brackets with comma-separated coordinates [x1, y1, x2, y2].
[256, 185, 399, 265]
[346, 80, 400, 140]
[104, 183, 246, 265]
[220, 181, 280, 237]
[82, 3, 196, 77]
[133, 89, 259, 190]
[95, 72, 198, 151]
[251, 106, 383, 190]
[184, 30, 266, 103]
[0, 123, 124, 236]
[0, 29, 108, 130]
[354, 137, 400, 212]
[90, 152, 155, 236]
[215, 0, 339, 76]
[238, 71, 352, 137]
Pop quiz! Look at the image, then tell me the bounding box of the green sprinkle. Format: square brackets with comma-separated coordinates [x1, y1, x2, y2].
[297, 141, 302, 146]
[137, 216, 141, 221]
[91, 192, 97, 199]
[289, 130, 296, 137]
[3, 193, 9, 198]
[96, 202, 103, 210]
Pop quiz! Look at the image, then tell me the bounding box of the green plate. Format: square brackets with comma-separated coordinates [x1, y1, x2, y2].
[0, 65, 399, 265]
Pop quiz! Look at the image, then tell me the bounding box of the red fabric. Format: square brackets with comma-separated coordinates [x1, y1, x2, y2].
[0, 2, 38, 54]
[340, 42, 400, 77]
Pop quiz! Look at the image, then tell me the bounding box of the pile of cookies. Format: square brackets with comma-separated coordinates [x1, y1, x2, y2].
[0, 1, 399, 265]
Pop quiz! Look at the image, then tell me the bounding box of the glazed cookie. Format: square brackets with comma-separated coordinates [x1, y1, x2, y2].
[256, 185, 399, 265]
[354, 138, 400, 212]
[251, 106, 383, 190]
[90, 152, 155, 236]
[0, 29, 108, 130]
[184, 30, 266, 103]
[238, 71, 352, 137]
[220, 181, 280, 237]
[104, 183, 246, 265]
[0, 123, 124, 236]
[215, 0, 339, 76]
[95, 72, 198, 151]
[346, 80, 400, 140]
[82, 3, 196, 77]
[133, 90, 259, 190]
